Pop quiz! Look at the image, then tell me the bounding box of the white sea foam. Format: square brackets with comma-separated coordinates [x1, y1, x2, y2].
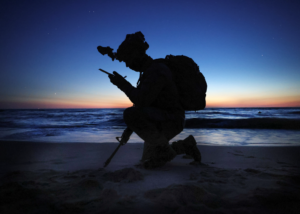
[0, 108, 299, 146]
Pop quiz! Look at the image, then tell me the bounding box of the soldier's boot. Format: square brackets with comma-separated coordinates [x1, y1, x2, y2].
[143, 144, 177, 169]
[171, 135, 201, 163]
[116, 127, 133, 145]
[142, 136, 177, 169]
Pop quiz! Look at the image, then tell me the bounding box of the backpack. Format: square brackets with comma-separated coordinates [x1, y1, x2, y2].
[155, 55, 207, 111]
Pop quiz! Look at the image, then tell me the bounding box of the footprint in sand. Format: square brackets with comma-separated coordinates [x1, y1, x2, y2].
[244, 168, 261, 174]
[228, 152, 244, 156]
[103, 168, 144, 183]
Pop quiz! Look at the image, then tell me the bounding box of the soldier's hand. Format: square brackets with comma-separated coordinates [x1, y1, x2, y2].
[108, 71, 127, 86]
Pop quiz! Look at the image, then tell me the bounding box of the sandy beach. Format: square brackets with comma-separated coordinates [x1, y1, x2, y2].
[0, 141, 299, 214]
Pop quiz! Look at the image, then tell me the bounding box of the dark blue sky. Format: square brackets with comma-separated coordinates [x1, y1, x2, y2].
[1, 0, 299, 108]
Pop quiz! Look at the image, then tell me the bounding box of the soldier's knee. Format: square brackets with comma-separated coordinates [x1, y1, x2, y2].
[123, 107, 134, 124]
[123, 107, 142, 125]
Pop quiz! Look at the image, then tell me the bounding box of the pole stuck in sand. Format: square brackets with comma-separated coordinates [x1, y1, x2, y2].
[103, 138, 123, 167]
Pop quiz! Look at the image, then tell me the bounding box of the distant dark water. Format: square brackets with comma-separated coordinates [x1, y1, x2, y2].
[0, 108, 299, 145]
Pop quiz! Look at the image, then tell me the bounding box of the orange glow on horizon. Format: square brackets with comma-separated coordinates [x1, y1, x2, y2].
[1, 94, 300, 109]
[0, 97, 132, 109]
[206, 95, 300, 108]
[1, 100, 300, 109]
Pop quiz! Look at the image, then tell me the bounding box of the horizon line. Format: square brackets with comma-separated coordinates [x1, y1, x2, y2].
[1, 106, 299, 110]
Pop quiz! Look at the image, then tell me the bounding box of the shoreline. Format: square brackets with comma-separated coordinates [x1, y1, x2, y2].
[2, 128, 300, 146]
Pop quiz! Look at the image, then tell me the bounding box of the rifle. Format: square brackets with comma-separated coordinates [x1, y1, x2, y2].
[103, 140, 122, 168]
[103, 128, 133, 167]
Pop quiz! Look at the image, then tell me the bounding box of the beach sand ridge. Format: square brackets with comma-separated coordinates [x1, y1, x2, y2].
[0, 142, 299, 213]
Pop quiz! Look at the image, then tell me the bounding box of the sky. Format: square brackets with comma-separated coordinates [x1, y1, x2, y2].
[0, 0, 300, 109]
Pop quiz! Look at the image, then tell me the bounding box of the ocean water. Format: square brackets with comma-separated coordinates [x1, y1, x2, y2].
[0, 108, 299, 146]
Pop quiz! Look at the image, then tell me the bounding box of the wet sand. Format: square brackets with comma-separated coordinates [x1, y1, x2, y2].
[0, 141, 300, 213]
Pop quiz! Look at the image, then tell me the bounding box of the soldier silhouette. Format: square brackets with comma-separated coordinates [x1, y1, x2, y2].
[98, 31, 204, 169]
